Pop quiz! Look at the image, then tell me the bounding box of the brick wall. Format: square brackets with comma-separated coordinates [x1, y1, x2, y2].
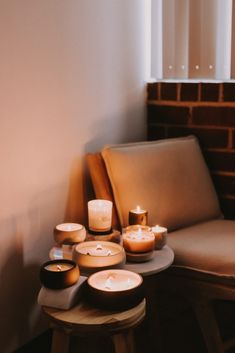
[147, 82, 235, 220]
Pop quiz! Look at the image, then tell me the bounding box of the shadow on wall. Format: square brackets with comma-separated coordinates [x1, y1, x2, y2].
[0, 218, 47, 353]
[64, 157, 87, 226]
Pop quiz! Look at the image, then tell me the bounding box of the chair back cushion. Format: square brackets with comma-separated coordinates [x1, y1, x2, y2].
[101, 136, 221, 230]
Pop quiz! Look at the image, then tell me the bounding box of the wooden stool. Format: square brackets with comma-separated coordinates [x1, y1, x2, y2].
[43, 298, 146, 353]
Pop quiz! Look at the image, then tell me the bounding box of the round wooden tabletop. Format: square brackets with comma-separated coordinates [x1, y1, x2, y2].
[43, 298, 146, 336]
[124, 245, 174, 276]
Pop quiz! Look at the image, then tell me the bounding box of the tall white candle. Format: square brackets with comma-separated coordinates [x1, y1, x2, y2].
[88, 199, 113, 232]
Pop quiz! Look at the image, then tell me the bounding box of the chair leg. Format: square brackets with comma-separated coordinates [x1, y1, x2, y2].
[193, 299, 224, 353]
[51, 328, 70, 353]
[112, 330, 135, 353]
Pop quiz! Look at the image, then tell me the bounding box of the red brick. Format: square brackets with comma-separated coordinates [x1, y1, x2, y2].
[147, 125, 166, 140]
[147, 82, 159, 100]
[160, 82, 177, 100]
[167, 126, 228, 149]
[201, 83, 220, 102]
[223, 83, 235, 102]
[147, 104, 189, 125]
[219, 196, 235, 220]
[204, 151, 235, 172]
[192, 107, 235, 127]
[212, 174, 235, 195]
[180, 83, 198, 101]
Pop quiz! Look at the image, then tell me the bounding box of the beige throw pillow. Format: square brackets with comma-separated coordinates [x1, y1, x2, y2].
[101, 136, 221, 231]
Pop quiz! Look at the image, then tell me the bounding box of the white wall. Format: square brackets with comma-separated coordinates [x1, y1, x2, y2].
[0, 1, 147, 352]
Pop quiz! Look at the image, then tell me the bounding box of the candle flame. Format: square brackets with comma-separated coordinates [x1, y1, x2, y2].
[136, 205, 141, 211]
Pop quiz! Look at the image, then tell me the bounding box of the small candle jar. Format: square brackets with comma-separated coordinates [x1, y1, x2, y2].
[128, 206, 148, 226]
[40, 259, 80, 290]
[88, 199, 113, 234]
[123, 225, 155, 253]
[151, 225, 168, 250]
[54, 223, 86, 245]
[86, 269, 144, 310]
[73, 241, 125, 272]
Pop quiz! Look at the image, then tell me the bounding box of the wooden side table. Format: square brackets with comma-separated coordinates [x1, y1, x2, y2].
[43, 298, 146, 353]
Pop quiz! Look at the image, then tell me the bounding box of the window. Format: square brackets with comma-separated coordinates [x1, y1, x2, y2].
[151, 0, 234, 80]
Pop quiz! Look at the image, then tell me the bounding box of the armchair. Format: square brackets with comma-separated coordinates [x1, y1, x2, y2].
[87, 136, 235, 353]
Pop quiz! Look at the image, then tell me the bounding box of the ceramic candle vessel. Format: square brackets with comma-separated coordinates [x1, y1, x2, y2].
[73, 241, 125, 272]
[128, 206, 148, 226]
[123, 225, 155, 253]
[88, 199, 113, 234]
[86, 269, 144, 310]
[40, 259, 80, 289]
[54, 223, 86, 245]
[151, 225, 168, 249]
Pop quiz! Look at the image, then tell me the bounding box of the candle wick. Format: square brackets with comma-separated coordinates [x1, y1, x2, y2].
[57, 265, 62, 271]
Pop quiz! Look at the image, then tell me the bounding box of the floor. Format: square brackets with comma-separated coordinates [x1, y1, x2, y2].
[14, 296, 235, 353]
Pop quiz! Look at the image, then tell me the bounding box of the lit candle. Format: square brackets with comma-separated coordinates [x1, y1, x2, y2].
[86, 269, 144, 310]
[123, 225, 155, 253]
[88, 199, 113, 234]
[40, 260, 80, 289]
[128, 205, 148, 226]
[73, 240, 125, 270]
[45, 263, 73, 272]
[54, 223, 86, 245]
[89, 269, 142, 291]
[151, 225, 168, 250]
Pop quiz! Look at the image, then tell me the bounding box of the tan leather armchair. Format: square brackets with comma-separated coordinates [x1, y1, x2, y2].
[86, 136, 235, 353]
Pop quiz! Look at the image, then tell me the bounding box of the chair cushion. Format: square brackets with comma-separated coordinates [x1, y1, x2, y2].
[168, 219, 235, 278]
[101, 136, 221, 230]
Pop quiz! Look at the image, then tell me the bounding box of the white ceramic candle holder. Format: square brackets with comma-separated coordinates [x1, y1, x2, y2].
[88, 199, 113, 234]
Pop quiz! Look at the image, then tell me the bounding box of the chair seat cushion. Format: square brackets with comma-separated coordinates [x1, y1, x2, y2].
[101, 136, 221, 230]
[168, 219, 235, 279]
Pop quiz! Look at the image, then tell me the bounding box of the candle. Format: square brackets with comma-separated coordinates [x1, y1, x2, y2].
[44, 263, 73, 272]
[73, 240, 125, 271]
[54, 223, 86, 245]
[151, 225, 168, 250]
[123, 225, 155, 253]
[86, 269, 144, 310]
[40, 260, 80, 289]
[88, 199, 113, 234]
[128, 205, 148, 226]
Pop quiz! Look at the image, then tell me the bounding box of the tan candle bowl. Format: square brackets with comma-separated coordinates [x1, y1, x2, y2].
[54, 223, 86, 245]
[73, 241, 125, 273]
[40, 259, 80, 290]
[86, 269, 144, 310]
[123, 226, 155, 253]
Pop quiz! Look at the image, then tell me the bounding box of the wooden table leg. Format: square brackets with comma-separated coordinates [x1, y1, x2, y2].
[193, 300, 224, 353]
[51, 328, 70, 353]
[112, 330, 135, 353]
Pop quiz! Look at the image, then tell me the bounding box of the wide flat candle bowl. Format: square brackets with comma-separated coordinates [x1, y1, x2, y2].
[123, 225, 155, 263]
[40, 259, 80, 290]
[86, 269, 144, 310]
[73, 241, 125, 274]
